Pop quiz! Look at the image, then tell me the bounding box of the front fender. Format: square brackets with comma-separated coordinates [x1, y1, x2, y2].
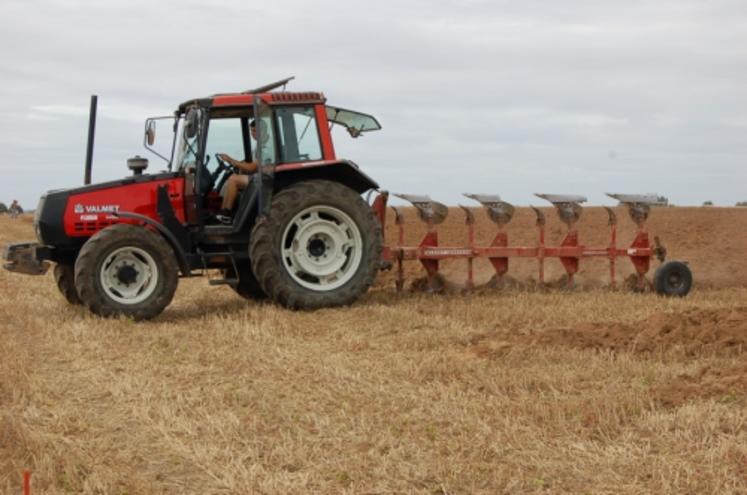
[112, 212, 191, 276]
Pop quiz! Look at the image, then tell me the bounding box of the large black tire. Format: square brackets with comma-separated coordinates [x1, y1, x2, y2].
[54, 263, 82, 305]
[653, 260, 692, 297]
[74, 224, 179, 320]
[225, 260, 266, 300]
[249, 180, 382, 309]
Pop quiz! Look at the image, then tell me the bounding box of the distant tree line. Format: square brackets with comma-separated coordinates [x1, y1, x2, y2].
[700, 201, 747, 207]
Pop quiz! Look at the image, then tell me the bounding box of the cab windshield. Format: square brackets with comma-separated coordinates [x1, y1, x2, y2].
[174, 108, 205, 171]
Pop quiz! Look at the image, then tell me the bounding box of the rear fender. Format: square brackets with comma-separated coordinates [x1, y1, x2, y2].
[273, 160, 379, 194]
[231, 160, 379, 233]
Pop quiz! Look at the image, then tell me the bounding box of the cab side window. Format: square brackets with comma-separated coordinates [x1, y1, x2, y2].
[204, 118, 245, 181]
[275, 107, 322, 163]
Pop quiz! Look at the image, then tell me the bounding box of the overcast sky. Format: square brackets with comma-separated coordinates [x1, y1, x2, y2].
[1, 0, 745, 208]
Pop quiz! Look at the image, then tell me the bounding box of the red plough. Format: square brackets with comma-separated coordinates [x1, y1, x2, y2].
[372, 192, 692, 296]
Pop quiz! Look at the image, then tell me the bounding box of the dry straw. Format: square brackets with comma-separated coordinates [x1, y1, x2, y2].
[2, 212, 747, 493]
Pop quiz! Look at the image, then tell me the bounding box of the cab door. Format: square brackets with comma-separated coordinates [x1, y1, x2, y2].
[253, 96, 278, 216]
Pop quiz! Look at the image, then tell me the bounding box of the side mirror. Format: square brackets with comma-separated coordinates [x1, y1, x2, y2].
[143, 115, 176, 168]
[145, 120, 156, 146]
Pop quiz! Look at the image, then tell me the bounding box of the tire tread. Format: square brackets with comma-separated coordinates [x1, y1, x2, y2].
[54, 263, 82, 305]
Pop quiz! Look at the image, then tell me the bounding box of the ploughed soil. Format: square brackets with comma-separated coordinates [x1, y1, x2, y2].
[383, 206, 747, 405]
[653, 359, 747, 407]
[469, 306, 747, 406]
[470, 307, 747, 355]
[380, 205, 747, 290]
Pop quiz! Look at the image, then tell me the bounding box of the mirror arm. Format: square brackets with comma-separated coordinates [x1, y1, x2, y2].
[143, 117, 173, 165]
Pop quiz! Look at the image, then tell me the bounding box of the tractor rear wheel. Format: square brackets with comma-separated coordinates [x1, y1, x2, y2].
[225, 260, 266, 300]
[74, 224, 179, 320]
[653, 260, 692, 297]
[54, 263, 82, 305]
[249, 180, 382, 309]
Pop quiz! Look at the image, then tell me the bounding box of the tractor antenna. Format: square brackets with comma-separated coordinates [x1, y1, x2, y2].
[243, 76, 295, 94]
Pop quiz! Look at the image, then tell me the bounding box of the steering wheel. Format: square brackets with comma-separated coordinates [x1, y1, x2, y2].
[216, 153, 242, 172]
[211, 153, 241, 193]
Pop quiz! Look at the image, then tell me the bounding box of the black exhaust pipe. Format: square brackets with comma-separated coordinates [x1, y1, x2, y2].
[84, 95, 98, 185]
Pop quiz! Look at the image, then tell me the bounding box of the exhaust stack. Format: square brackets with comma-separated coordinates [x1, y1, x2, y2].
[84, 95, 98, 185]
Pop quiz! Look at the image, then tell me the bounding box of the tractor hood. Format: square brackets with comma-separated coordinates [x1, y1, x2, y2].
[35, 171, 182, 247]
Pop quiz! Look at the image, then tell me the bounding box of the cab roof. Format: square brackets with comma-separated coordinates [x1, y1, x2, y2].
[174, 76, 381, 135]
[177, 91, 326, 114]
[177, 76, 325, 114]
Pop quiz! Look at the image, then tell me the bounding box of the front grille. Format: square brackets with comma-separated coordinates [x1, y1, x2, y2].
[73, 220, 118, 233]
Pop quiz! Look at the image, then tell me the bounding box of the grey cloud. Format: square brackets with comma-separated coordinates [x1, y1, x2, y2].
[0, 0, 746, 207]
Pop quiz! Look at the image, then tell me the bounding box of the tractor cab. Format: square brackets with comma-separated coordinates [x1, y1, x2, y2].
[146, 79, 382, 230]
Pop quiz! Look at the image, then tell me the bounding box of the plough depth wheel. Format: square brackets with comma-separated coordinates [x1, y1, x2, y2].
[653, 261, 692, 297]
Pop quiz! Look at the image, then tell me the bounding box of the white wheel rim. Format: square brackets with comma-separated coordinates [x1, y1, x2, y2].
[99, 246, 159, 305]
[281, 205, 363, 291]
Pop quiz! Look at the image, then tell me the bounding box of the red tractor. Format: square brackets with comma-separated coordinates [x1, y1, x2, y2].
[3, 77, 388, 319]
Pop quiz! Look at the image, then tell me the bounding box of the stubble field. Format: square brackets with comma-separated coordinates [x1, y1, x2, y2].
[2, 206, 747, 494]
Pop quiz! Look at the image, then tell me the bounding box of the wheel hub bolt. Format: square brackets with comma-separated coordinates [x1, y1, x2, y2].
[308, 238, 327, 258]
[116, 264, 139, 286]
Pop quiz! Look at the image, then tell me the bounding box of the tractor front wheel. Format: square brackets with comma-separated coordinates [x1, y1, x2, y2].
[249, 180, 382, 309]
[74, 224, 179, 320]
[54, 263, 82, 305]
